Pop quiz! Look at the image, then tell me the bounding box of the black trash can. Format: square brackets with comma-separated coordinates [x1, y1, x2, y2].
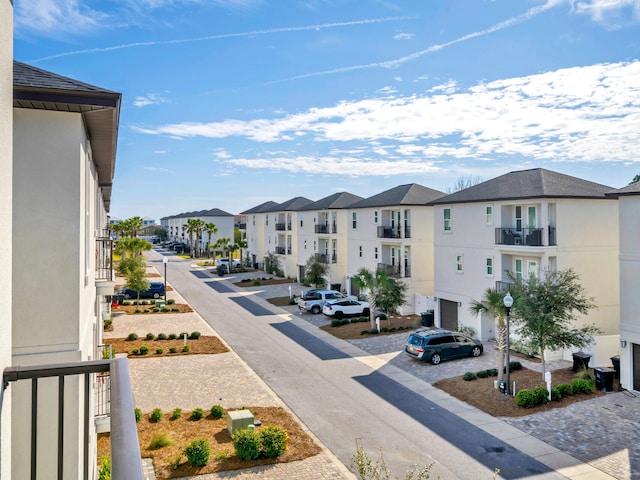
[421, 310, 435, 327]
[572, 351, 591, 372]
[610, 355, 620, 379]
[330, 283, 341, 292]
[594, 367, 615, 392]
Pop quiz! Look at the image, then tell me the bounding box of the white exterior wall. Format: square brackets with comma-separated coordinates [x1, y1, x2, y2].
[12, 108, 102, 479]
[618, 195, 640, 391]
[0, 2, 13, 477]
[296, 211, 318, 282]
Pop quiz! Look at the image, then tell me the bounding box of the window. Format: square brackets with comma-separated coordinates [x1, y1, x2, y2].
[313, 240, 317, 252]
[304, 240, 307, 250]
[486, 205, 493, 224]
[299, 213, 303, 227]
[374, 247, 378, 259]
[515, 206, 522, 232]
[352, 212, 357, 229]
[359, 245, 363, 257]
[252, 215, 255, 226]
[456, 254, 463, 272]
[486, 257, 493, 276]
[266, 215, 269, 226]
[444, 208, 451, 231]
[515, 258, 523, 281]
[374, 211, 378, 223]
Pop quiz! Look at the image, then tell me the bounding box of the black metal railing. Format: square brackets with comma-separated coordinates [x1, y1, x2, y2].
[96, 230, 113, 281]
[404, 226, 411, 238]
[331, 254, 337, 264]
[331, 223, 337, 234]
[404, 265, 411, 278]
[275, 223, 286, 231]
[315, 224, 329, 234]
[314, 253, 328, 264]
[237, 223, 246, 230]
[1, 358, 142, 480]
[377, 263, 401, 278]
[495, 227, 546, 246]
[275, 246, 286, 255]
[377, 226, 401, 239]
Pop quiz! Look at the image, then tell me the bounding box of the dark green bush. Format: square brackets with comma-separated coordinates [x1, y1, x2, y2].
[550, 387, 562, 402]
[156, 348, 163, 355]
[150, 408, 162, 422]
[368, 329, 379, 335]
[171, 307, 180, 312]
[462, 372, 476, 381]
[189, 331, 201, 340]
[532, 386, 549, 405]
[210, 404, 225, 419]
[134, 407, 142, 422]
[145, 333, 155, 341]
[126, 333, 138, 341]
[141, 300, 149, 305]
[509, 361, 522, 371]
[486, 369, 498, 377]
[169, 347, 177, 354]
[182, 345, 190, 352]
[515, 389, 536, 408]
[233, 428, 261, 460]
[135, 309, 142, 314]
[259, 425, 289, 458]
[360, 330, 369, 335]
[168, 333, 177, 340]
[153, 307, 160, 312]
[179, 332, 189, 339]
[139, 345, 149, 355]
[171, 408, 182, 420]
[183, 438, 210, 467]
[161, 307, 170, 312]
[476, 370, 489, 379]
[557, 383, 573, 397]
[571, 378, 594, 394]
[167, 299, 175, 305]
[190, 408, 204, 420]
[131, 349, 139, 355]
[157, 333, 167, 340]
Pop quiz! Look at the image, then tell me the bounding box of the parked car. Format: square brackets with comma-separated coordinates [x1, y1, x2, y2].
[118, 282, 166, 300]
[215, 258, 241, 271]
[322, 299, 370, 319]
[297, 289, 355, 314]
[404, 329, 483, 365]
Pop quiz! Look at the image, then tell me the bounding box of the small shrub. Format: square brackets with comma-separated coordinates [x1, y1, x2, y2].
[161, 307, 170, 312]
[145, 333, 155, 341]
[381, 327, 389, 333]
[143, 309, 150, 313]
[210, 404, 225, 419]
[189, 331, 201, 340]
[214, 450, 229, 460]
[153, 307, 160, 312]
[462, 372, 477, 381]
[171, 307, 180, 312]
[123, 301, 131, 306]
[157, 333, 168, 340]
[148, 432, 174, 449]
[550, 387, 562, 402]
[182, 345, 190, 352]
[368, 329, 379, 335]
[252, 279, 262, 286]
[486, 368, 498, 377]
[131, 349, 139, 355]
[557, 383, 573, 398]
[168, 454, 182, 470]
[476, 370, 489, 379]
[171, 408, 182, 420]
[532, 386, 549, 405]
[150, 408, 163, 422]
[259, 425, 289, 458]
[139, 345, 149, 355]
[515, 389, 536, 408]
[169, 347, 177, 354]
[183, 438, 210, 467]
[331, 319, 342, 327]
[167, 299, 175, 305]
[134, 408, 142, 422]
[156, 348, 163, 355]
[98, 455, 110, 480]
[288, 297, 296, 305]
[572, 378, 594, 394]
[103, 317, 113, 329]
[179, 332, 189, 339]
[575, 367, 595, 382]
[141, 300, 149, 305]
[126, 333, 138, 341]
[360, 330, 369, 335]
[168, 333, 177, 340]
[190, 408, 204, 420]
[510, 361, 522, 371]
[233, 428, 261, 460]
[135, 309, 142, 314]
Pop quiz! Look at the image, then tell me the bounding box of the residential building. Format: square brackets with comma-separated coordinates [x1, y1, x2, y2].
[607, 182, 640, 392]
[161, 208, 234, 254]
[347, 184, 445, 313]
[430, 168, 619, 366]
[240, 200, 279, 268]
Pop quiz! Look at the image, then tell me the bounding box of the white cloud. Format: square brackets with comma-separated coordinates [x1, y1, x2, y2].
[574, 0, 640, 27]
[132, 93, 170, 108]
[14, 0, 109, 37]
[393, 33, 414, 40]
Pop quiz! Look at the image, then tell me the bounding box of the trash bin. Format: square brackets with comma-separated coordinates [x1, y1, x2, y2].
[572, 351, 591, 372]
[421, 310, 434, 327]
[610, 355, 620, 379]
[594, 367, 615, 392]
[330, 283, 341, 292]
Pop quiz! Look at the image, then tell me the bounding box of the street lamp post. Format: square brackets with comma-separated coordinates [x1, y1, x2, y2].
[503, 292, 514, 395]
[163, 257, 168, 303]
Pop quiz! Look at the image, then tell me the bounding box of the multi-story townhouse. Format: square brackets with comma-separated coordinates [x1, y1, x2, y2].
[1, 3, 12, 478]
[240, 200, 279, 268]
[347, 184, 445, 313]
[296, 192, 364, 291]
[429, 168, 620, 367]
[8, 61, 142, 478]
[607, 182, 640, 392]
[161, 208, 234, 253]
[264, 197, 313, 278]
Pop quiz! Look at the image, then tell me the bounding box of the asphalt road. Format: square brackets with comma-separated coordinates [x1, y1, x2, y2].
[149, 249, 567, 480]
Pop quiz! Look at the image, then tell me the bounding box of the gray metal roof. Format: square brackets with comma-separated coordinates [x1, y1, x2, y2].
[349, 183, 445, 208]
[606, 181, 640, 197]
[240, 201, 280, 215]
[163, 208, 233, 219]
[265, 196, 314, 212]
[13, 61, 121, 211]
[429, 168, 615, 205]
[298, 192, 364, 211]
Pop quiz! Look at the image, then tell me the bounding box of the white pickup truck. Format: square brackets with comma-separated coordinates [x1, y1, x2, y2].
[297, 289, 355, 314]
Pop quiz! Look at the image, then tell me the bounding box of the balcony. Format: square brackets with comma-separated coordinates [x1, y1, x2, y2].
[237, 222, 246, 230]
[404, 226, 411, 238]
[331, 254, 337, 264]
[275, 246, 286, 255]
[315, 224, 329, 234]
[377, 263, 401, 278]
[314, 253, 329, 264]
[377, 226, 401, 239]
[96, 230, 113, 281]
[2, 358, 143, 480]
[331, 223, 337, 234]
[275, 223, 286, 231]
[495, 227, 549, 247]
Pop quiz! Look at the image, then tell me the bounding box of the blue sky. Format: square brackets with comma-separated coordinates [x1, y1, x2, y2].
[13, 0, 640, 222]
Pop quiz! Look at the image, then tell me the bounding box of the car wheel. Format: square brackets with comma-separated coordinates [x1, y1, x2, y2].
[311, 305, 321, 314]
[471, 346, 482, 357]
[430, 353, 442, 365]
[334, 311, 344, 319]
[123, 293, 131, 300]
[153, 293, 160, 299]
[362, 308, 370, 316]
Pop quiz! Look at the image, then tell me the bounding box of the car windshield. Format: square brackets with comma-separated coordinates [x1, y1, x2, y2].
[406, 335, 423, 346]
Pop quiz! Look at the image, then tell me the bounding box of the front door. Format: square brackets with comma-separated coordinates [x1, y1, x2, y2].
[440, 299, 458, 331]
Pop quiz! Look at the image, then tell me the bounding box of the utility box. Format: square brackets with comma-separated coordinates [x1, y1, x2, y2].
[227, 409, 254, 436]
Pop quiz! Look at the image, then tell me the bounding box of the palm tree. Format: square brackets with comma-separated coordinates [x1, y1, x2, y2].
[127, 216, 144, 238]
[204, 222, 218, 259]
[228, 244, 239, 269]
[183, 218, 204, 257]
[236, 239, 248, 269]
[353, 267, 392, 329]
[115, 237, 152, 260]
[214, 237, 232, 260]
[469, 287, 509, 384]
[112, 221, 127, 240]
